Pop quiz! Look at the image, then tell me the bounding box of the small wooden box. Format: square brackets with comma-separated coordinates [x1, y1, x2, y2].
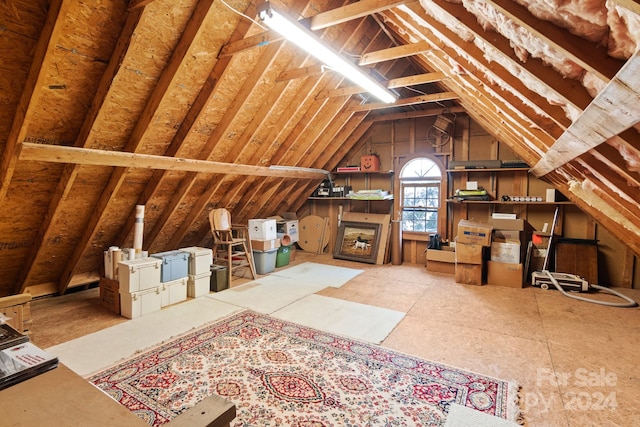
[99, 278, 120, 314]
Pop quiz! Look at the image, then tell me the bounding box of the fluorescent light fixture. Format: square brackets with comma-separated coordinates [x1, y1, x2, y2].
[257, 2, 397, 104]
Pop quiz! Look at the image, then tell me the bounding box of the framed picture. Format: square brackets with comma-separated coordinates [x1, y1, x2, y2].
[333, 221, 382, 264]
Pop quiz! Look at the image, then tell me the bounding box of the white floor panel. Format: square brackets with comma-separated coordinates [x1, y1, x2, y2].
[206, 275, 327, 314]
[271, 261, 363, 288]
[46, 297, 241, 377]
[272, 294, 405, 344]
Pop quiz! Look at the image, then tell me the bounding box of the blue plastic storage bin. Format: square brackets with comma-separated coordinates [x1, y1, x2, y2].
[151, 250, 189, 282]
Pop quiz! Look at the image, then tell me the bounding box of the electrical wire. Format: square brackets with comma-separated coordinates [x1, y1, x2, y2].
[542, 270, 638, 308]
[219, 0, 268, 30]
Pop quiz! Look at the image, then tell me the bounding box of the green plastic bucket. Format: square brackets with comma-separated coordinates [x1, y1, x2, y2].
[276, 245, 291, 267]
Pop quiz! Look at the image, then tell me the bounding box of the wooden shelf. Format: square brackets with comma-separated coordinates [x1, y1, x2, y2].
[446, 167, 529, 173]
[446, 199, 571, 205]
[309, 196, 394, 201]
[333, 169, 394, 175]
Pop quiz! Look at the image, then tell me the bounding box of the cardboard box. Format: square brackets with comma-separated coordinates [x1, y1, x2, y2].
[489, 218, 524, 231]
[268, 215, 300, 243]
[455, 263, 484, 286]
[426, 247, 456, 263]
[251, 238, 280, 251]
[487, 261, 523, 288]
[248, 219, 277, 241]
[426, 247, 456, 274]
[457, 220, 493, 246]
[99, 278, 120, 314]
[455, 242, 485, 264]
[493, 229, 521, 242]
[490, 241, 521, 264]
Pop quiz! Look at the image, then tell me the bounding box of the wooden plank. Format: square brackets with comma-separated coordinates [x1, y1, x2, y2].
[621, 247, 634, 288]
[309, 0, 410, 30]
[315, 72, 445, 99]
[0, 364, 150, 427]
[17, 143, 329, 179]
[359, 41, 431, 65]
[532, 50, 640, 176]
[348, 92, 459, 112]
[165, 395, 236, 427]
[276, 64, 324, 81]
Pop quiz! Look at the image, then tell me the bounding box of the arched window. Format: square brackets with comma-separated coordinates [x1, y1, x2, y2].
[399, 157, 443, 233]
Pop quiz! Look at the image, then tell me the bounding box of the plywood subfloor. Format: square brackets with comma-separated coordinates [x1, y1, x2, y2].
[29, 251, 640, 427]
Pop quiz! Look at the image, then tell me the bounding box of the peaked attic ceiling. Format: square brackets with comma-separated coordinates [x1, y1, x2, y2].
[0, 0, 639, 297]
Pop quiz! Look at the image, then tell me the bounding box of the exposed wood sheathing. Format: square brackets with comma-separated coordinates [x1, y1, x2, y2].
[0, 0, 639, 297]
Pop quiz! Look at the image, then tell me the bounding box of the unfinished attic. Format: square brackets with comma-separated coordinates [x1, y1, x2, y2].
[0, 0, 639, 425]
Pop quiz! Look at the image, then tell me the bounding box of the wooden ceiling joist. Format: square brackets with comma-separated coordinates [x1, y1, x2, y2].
[17, 143, 329, 179]
[315, 71, 445, 99]
[347, 91, 459, 112]
[220, 0, 408, 58]
[359, 40, 430, 65]
[532, 50, 640, 176]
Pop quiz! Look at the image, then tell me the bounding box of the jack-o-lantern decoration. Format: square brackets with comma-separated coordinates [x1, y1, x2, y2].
[360, 155, 380, 172]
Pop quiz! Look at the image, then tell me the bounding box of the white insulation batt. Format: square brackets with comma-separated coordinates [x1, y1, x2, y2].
[416, 0, 639, 122]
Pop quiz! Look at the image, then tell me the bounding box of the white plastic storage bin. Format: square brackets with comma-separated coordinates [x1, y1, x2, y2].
[120, 287, 161, 319]
[151, 250, 189, 282]
[161, 277, 188, 307]
[118, 258, 162, 293]
[248, 219, 277, 241]
[180, 246, 213, 275]
[188, 271, 212, 298]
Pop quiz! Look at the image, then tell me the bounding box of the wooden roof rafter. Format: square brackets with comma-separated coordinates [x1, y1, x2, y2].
[164, 0, 378, 248]
[15, 5, 144, 295]
[114, 4, 260, 250]
[56, 0, 220, 293]
[481, 0, 624, 81]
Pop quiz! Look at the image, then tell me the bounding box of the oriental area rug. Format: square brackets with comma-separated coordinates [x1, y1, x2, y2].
[88, 310, 520, 426]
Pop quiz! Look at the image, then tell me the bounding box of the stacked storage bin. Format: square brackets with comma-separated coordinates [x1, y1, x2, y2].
[180, 247, 214, 297]
[249, 219, 278, 274]
[151, 250, 189, 306]
[118, 258, 162, 319]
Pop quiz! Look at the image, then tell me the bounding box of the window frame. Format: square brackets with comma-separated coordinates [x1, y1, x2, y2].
[397, 156, 446, 237]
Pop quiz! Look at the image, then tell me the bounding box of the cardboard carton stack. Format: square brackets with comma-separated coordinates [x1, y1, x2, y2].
[455, 220, 493, 286]
[249, 218, 279, 274]
[487, 216, 527, 288]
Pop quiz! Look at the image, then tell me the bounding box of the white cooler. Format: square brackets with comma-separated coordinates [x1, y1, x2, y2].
[118, 258, 162, 293]
[120, 287, 161, 319]
[188, 271, 212, 298]
[180, 246, 213, 275]
[161, 277, 188, 307]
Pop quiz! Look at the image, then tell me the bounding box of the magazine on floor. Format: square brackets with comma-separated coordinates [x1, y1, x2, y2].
[0, 323, 29, 351]
[0, 341, 58, 390]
